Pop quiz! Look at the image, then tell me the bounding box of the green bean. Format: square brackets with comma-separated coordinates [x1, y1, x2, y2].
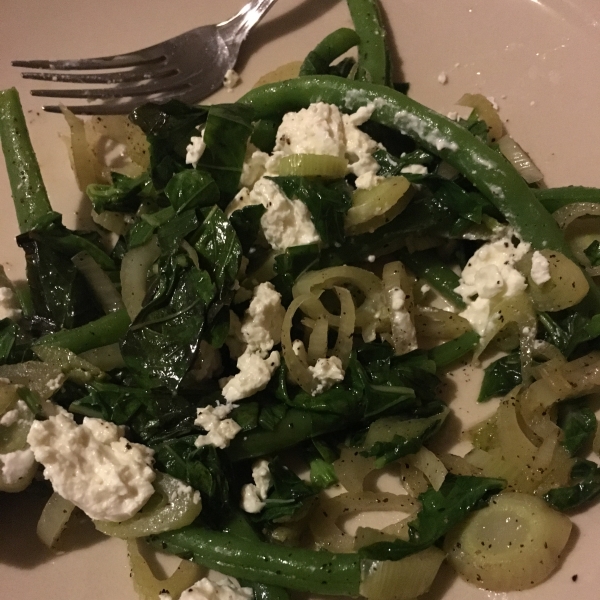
[149, 527, 361, 597]
[223, 512, 290, 600]
[0, 88, 53, 233]
[429, 330, 480, 368]
[299, 28, 360, 76]
[346, 0, 391, 86]
[238, 76, 600, 312]
[227, 408, 344, 461]
[535, 186, 600, 213]
[396, 248, 465, 309]
[35, 308, 130, 354]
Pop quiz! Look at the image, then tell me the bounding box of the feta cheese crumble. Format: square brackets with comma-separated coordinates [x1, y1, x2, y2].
[455, 235, 530, 337]
[221, 350, 280, 402]
[168, 572, 253, 600]
[240, 459, 271, 513]
[0, 286, 21, 321]
[388, 286, 418, 353]
[308, 356, 345, 395]
[530, 250, 551, 285]
[186, 129, 206, 168]
[27, 412, 155, 521]
[194, 404, 240, 449]
[0, 448, 35, 485]
[223, 69, 240, 91]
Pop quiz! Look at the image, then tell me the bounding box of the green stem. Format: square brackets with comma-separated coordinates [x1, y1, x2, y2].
[396, 248, 465, 308]
[299, 28, 361, 76]
[346, 0, 391, 86]
[535, 186, 600, 213]
[149, 527, 362, 597]
[227, 408, 343, 462]
[0, 88, 53, 233]
[35, 309, 131, 354]
[429, 330, 480, 368]
[238, 76, 600, 312]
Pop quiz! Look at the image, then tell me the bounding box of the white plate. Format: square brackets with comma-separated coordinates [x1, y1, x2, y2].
[2, 0, 600, 598]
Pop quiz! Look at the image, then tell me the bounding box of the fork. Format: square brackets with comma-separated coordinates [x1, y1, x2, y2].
[12, 0, 278, 115]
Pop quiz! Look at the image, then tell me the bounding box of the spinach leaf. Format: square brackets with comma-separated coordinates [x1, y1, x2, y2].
[544, 459, 600, 511]
[130, 100, 208, 189]
[478, 351, 522, 402]
[584, 240, 600, 266]
[251, 459, 316, 524]
[229, 204, 267, 254]
[17, 229, 104, 331]
[374, 148, 436, 177]
[154, 435, 232, 525]
[193, 206, 242, 293]
[164, 169, 220, 214]
[157, 209, 199, 256]
[128, 206, 175, 249]
[557, 400, 597, 457]
[121, 257, 216, 391]
[271, 243, 320, 305]
[359, 475, 505, 560]
[87, 171, 155, 214]
[361, 423, 440, 468]
[539, 311, 600, 358]
[198, 104, 255, 199]
[270, 177, 352, 246]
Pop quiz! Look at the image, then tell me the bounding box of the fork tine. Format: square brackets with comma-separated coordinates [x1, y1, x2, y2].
[30, 78, 189, 100]
[20, 67, 178, 85]
[12, 50, 165, 71]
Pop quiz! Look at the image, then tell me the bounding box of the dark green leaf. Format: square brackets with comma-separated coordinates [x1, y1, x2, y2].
[164, 169, 220, 214]
[544, 459, 600, 511]
[86, 171, 155, 214]
[478, 351, 522, 402]
[359, 475, 505, 560]
[557, 400, 597, 457]
[229, 204, 266, 254]
[584, 240, 600, 266]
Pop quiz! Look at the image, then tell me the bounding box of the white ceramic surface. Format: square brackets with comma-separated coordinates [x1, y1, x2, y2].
[2, 0, 600, 598]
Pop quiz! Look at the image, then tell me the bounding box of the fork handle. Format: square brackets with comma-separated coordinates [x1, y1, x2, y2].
[218, 0, 279, 50]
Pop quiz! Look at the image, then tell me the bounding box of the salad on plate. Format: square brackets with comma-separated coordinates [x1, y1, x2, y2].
[2, 0, 600, 599]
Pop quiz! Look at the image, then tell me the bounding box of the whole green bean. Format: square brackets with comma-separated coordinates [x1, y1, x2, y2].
[346, 0, 391, 86]
[238, 76, 600, 311]
[0, 88, 53, 233]
[299, 28, 360, 76]
[150, 527, 362, 597]
[35, 308, 131, 354]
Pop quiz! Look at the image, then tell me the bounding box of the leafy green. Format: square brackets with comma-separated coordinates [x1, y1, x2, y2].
[157, 209, 199, 255]
[197, 104, 255, 199]
[229, 204, 267, 254]
[557, 400, 597, 457]
[544, 459, 600, 511]
[121, 258, 215, 391]
[192, 206, 242, 293]
[359, 475, 505, 560]
[86, 171, 155, 214]
[252, 459, 316, 524]
[129, 100, 208, 189]
[270, 177, 351, 246]
[539, 311, 600, 358]
[271, 243, 320, 305]
[164, 169, 220, 214]
[478, 351, 521, 402]
[584, 240, 600, 266]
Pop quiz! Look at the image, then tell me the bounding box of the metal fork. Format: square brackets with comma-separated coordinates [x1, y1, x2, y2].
[12, 0, 278, 115]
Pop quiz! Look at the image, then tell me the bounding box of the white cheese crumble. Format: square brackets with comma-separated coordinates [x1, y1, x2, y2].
[173, 572, 253, 600]
[240, 282, 285, 355]
[221, 350, 281, 402]
[530, 250, 551, 285]
[194, 404, 240, 449]
[45, 374, 64, 393]
[401, 164, 428, 175]
[185, 129, 206, 168]
[251, 178, 321, 251]
[27, 413, 155, 521]
[240, 459, 271, 513]
[437, 71, 448, 85]
[308, 356, 345, 395]
[455, 235, 530, 337]
[273, 102, 346, 158]
[0, 286, 21, 321]
[223, 69, 241, 91]
[0, 448, 35, 485]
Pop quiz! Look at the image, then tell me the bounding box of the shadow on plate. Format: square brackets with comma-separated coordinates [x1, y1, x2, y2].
[0, 481, 107, 569]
